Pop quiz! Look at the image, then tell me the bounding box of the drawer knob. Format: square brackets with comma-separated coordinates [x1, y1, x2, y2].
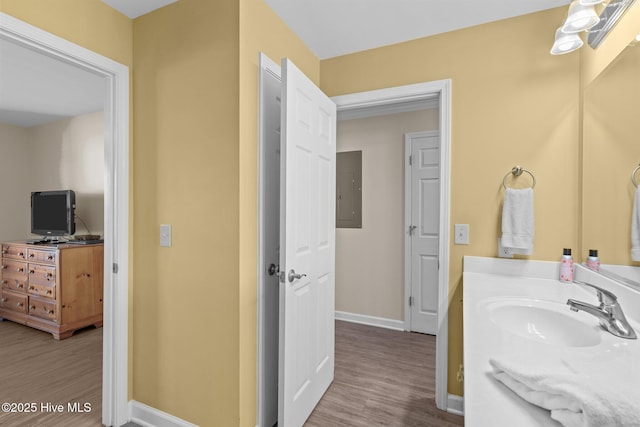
[17, 284, 24, 288]
[29, 253, 34, 258]
[1, 280, 6, 285]
[29, 270, 35, 274]
[1, 298, 6, 303]
[17, 268, 24, 272]
[47, 309, 54, 314]
[16, 302, 23, 307]
[30, 305, 36, 310]
[2, 249, 7, 254]
[47, 255, 54, 260]
[1, 265, 5, 270]
[18, 252, 24, 257]
[46, 290, 52, 295]
[28, 286, 34, 290]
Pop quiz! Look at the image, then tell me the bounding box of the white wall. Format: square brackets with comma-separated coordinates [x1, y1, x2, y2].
[336, 108, 438, 321]
[29, 111, 104, 237]
[0, 123, 30, 240]
[0, 111, 104, 241]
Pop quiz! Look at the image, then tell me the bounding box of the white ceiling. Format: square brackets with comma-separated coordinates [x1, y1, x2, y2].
[266, 0, 571, 59]
[0, 0, 571, 128]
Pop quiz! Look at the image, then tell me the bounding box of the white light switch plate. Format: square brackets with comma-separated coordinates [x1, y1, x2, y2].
[454, 224, 469, 245]
[160, 224, 172, 247]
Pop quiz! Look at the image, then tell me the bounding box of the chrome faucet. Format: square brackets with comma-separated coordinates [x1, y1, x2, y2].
[567, 280, 637, 339]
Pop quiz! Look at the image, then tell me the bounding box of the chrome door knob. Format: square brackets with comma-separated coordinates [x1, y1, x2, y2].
[287, 269, 307, 283]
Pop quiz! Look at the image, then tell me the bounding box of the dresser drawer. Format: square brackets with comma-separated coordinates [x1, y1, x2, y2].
[1, 290, 28, 314]
[28, 296, 56, 321]
[27, 248, 57, 264]
[1, 277, 27, 293]
[27, 264, 56, 285]
[1, 244, 27, 260]
[27, 282, 56, 299]
[1, 260, 28, 282]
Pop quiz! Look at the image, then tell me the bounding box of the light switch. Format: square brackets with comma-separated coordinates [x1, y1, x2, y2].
[160, 224, 172, 247]
[454, 224, 469, 245]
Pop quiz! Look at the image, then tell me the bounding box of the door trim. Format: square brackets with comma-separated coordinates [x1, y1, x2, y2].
[0, 13, 130, 427]
[332, 79, 451, 411]
[404, 130, 440, 334]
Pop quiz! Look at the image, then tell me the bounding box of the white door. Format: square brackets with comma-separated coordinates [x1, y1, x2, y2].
[278, 58, 336, 426]
[407, 131, 440, 335]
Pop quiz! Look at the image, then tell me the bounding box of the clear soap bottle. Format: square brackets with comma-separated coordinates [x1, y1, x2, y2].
[559, 248, 574, 283]
[587, 249, 600, 272]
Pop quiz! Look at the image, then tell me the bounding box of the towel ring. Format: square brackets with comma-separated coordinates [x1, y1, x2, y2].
[502, 166, 536, 189]
[632, 164, 640, 189]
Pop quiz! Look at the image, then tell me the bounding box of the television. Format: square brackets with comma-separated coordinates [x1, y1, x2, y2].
[31, 190, 76, 237]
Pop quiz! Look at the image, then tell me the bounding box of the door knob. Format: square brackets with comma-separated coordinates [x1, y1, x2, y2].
[287, 269, 307, 283]
[268, 264, 278, 276]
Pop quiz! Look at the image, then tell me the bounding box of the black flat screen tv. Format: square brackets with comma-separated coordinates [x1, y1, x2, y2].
[31, 190, 76, 237]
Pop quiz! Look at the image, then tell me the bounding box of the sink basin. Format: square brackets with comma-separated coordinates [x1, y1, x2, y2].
[480, 298, 602, 347]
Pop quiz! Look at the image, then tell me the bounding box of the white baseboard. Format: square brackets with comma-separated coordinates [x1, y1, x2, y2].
[447, 394, 464, 416]
[129, 400, 199, 427]
[335, 310, 405, 331]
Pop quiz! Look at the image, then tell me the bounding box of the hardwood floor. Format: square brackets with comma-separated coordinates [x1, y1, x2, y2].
[0, 318, 463, 427]
[305, 320, 464, 427]
[0, 319, 102, 427]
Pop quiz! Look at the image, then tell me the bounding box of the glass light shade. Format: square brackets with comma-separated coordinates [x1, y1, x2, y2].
[579, 0, 605, 5]
[562, 1, 600, 33]
[551, 28, 583, 55]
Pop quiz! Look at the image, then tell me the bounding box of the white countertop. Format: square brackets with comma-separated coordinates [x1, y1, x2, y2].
[463, 256, 640, 427]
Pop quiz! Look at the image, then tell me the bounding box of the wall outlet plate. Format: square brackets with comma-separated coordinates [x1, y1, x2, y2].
[454, 224, 469, 245]
[160, 224, 172, 247]
[497, 237, 513, 258]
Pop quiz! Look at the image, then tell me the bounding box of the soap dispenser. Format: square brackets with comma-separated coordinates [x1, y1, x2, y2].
[559, 248, 574, 283]
[586, 249, 600, 272]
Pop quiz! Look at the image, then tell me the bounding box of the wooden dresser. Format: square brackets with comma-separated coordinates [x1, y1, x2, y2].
[0, 241, 103, 339]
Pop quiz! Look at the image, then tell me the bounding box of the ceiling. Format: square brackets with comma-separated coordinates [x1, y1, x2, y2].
[0, 0, 571, 128]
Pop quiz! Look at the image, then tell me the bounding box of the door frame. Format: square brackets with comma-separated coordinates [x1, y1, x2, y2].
[332, 80, 451, 412]
[0, 13, 130, 427]
[404, 130, 441, 334]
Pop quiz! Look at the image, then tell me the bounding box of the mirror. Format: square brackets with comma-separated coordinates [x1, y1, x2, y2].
[582, 41, 640, 266]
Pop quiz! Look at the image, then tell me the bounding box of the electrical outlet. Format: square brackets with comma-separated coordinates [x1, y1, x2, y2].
[497, 237, 513, 258]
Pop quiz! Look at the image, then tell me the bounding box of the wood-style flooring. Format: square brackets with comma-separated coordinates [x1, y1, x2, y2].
[0, 318, 464, 427]
[305, 320, 464, 427]
[0, 319, 102, 427]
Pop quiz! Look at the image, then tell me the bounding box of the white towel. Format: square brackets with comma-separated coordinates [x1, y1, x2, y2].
[501, 187, 534, 255]
[490, 357, 640, 427]
[632, 187, 640, 262]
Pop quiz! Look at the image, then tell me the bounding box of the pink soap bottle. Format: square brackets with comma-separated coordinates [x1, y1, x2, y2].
[559, 248, 574, 283]
[586, 249, 600, 272]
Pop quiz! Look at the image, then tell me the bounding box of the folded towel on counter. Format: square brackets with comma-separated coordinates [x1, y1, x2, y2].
[489, 357, 640, 427]
[501, 187, 534, 255]
[632, 187, 640, 261]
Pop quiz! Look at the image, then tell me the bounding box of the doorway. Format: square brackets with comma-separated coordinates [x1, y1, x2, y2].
[0, 13, 130, 427]
[258, 52, 452, 425]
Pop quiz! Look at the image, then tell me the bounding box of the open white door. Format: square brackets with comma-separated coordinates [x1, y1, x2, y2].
[278, 58, 336, 427]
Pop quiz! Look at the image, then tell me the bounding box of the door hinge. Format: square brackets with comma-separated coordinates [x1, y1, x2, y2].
[409, 296, 414, 306]
[409, 155, 413, 166]
[112, 263, 119, 274]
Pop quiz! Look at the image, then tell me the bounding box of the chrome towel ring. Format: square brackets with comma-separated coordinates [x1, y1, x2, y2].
[632, 164, 640, 189]
[502, 166, 536, 190]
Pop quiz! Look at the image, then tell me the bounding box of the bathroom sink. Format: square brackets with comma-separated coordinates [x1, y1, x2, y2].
[480, 298, 602, 347]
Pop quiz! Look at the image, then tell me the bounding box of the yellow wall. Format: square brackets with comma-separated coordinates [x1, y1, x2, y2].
[133, 1, 241, 425]
[238, 0, 319, 423]
[321, 7, 581, 395]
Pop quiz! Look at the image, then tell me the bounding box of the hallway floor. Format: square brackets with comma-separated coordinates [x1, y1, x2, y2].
[305, 320, 464, 427]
